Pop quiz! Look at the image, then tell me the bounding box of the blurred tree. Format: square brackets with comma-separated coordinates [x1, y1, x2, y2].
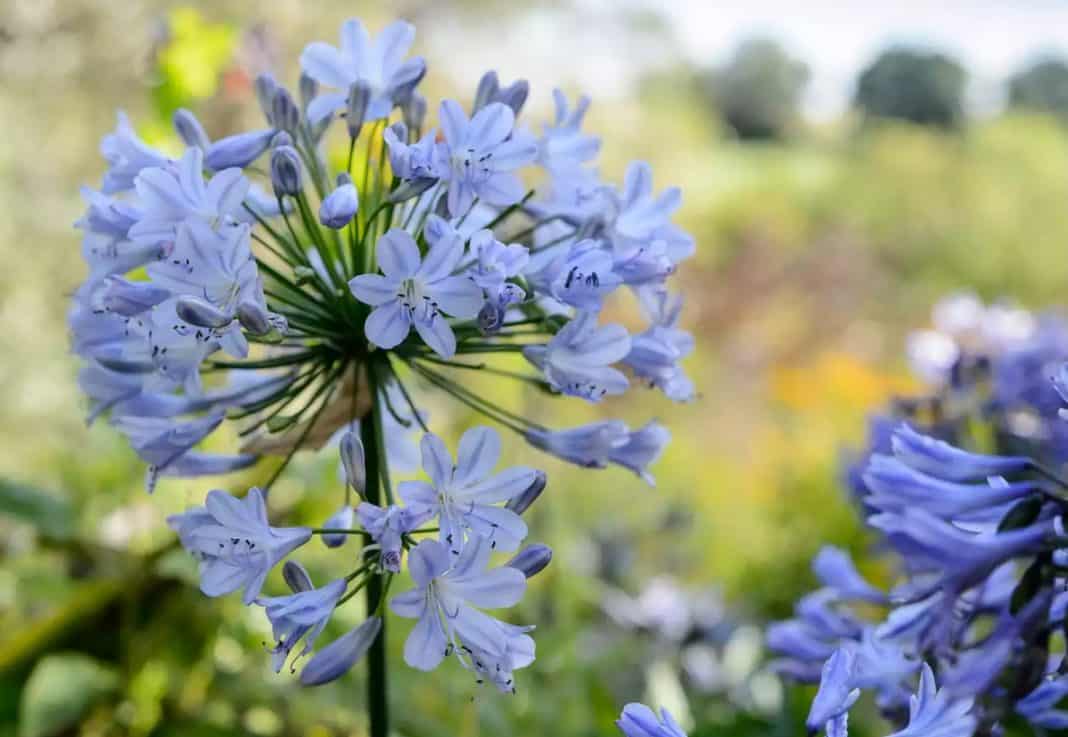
[1007, 56, 1068, 120]
[705, 38, 809, 141]
[854, 47, 967, 129]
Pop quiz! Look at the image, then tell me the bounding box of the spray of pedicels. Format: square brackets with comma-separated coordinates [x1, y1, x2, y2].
[765, 294, 1068, 737]
[72, 16, 696, 737]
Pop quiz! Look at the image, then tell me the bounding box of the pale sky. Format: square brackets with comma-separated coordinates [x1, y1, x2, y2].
[428, 1, 1068, 119]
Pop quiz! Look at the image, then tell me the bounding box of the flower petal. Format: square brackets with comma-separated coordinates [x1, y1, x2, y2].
[439, 100, 468, 148]
[428, 275, 483, 318]
[453, 426, 501, 487]
[349, 273, 399, 306]
[364, 301, 411, 349]
[469, 102, 514, 147]
[404, 607, 448, 671]
[376, 228, 421, 278]
[420, 433, 453, 489]
[414, 314, 457, 358]
[300, 42, 353, 88]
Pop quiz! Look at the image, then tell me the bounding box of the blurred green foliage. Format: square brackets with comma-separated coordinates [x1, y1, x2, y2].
[1008, 56, 1068, 121]
[854, 47, 968, 129]
[2, 2, 1068, 736]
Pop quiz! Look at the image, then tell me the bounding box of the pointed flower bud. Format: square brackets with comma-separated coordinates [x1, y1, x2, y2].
[271, 131, 294, 149]
[98, 276, 170, 316]
[477, 301, 504, 335]
[270, 145, 303, 197]
[271, 87, 301, 134]
[340, 431, 366, 494]
[205, 129, 275, 170]
[320, 505, 355, 548]
[173, 108, 210, 151]
[497, 79, 530, 115]
[506, 543, 553, 579]
[300, 616, 381, 686]
[282, 560, 314, 593]
[176, 295, 233, 328]
[255, 73, 279, 125]
[299, 72, 319, 112]
[346, 81, 371, 139]
[473, 71, 500, 112]
[237, 300, 271, 335]
[505, 470, 546, 515]
[319, 173, 359, 229]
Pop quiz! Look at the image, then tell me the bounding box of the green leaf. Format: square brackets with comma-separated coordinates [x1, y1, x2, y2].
[0, 479, 74, 540]
[19, 653, 118, 737]
[998, 495, 1043, 532]
[1010, 558, 1046, 614]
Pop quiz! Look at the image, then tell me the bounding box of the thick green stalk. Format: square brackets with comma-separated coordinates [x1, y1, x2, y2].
[361, 365, 389, 737]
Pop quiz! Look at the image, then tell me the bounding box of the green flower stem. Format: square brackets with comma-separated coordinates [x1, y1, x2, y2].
[362, 359, 390, 737]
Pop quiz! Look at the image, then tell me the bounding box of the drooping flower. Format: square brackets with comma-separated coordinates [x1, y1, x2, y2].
[887, 664, 977, 737]
[167, 487, 312, 604]
[525, 420, 668, 483]
[390, 537, 527, 675]
[523, 311, 630, 401]
[256, 561, 346, 672]
[624, 288, 695, 402]
[398, 427, 537, 555]
[300, 19, 426, 124]
[299, 616, 382, 686]
[349, 227, 483, 357]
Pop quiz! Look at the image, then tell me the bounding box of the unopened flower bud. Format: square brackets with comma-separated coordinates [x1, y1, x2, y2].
[173, 108, 210, 151]
[319, 173, 359, 229]
[272, 87, 301, 133]
[98, 276, 170, 316]
[506, 543, 553, 579]
[346, 80, 371, 139]
[237, 300, 271, 334]
[497, 79, 530, 115]
[320, 505, 355, 548]
[270, 145, 303, 197]
[473, 70, 500, 112]
[340, 431, 366, 494]
[300, 616, 381, 686]
[282, 560, 314, 593]
[402, 93, 427, 132]
[205, 129, 274, 170]
[255, 73, 279, 124]
[505, 470, 546, 515]
[299, 72, 319, 112]
[478, 300, 503, 335]
[271, 131, 293, 149]
[175, 295, 232, 328]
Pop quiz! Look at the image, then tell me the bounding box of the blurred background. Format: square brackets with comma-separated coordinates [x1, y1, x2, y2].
[4, 1, 1068, 735]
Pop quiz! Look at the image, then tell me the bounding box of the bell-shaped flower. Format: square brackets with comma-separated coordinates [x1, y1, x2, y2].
[384, 122, 439, 182]
[812, 546, 887, 603]
[887, 663, 977, 737]
[398, 426, 537, 555]
[300, 19, 426, 124]
[356, 501, 433, 571]
[349, 227, 483, 357]
[130, 147, 249, 243]
[100, 111, 169, 194]
[525, 419, 668, 482]
[167, 487, 312, 604]
[467, 228, 529, 318]
[435, 100, 538, 216]
[523, 311, 630, 401]
[256, 561, 345, 672]
[616, 703, 688, 737]
[390, 536, 527, 673]
[606, 161, 694, 270]
[538, 89, 600, 175]
[319, 173, 359, 228]
[889, 423, 1031, 482]
[624, 288, 695, 402]
[76, 188, 163, 283]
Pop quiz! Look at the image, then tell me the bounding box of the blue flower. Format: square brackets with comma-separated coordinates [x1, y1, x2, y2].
[356, 501, 432, 571]
[807, 647, 861, 734]
[525, 420, 668, 482]
[349, 228, 483, 357]
[204, 129, 276, 171]
[887, 664, 976, 737]
[811, 546, 886, 603]
[889, 424, 1030, 482]
[616, 703, 687, 737]
[167, 487, 312, 604]
[435, 100, 538, 216]
[537, 89, 600, 175]
[300, 19, 426, 124]
[398, 427, 537, 555]
[320, 505, 356, 548]
[467, 229, 529, 311]
[100, 111, 169, 194]
[528, 239, 621, 312]
[256, 562, 346, 672]
[523, 311, 631, 401]
[624, 288, 695, 402]
[390, 536, 528, 673]
[384, 122, 439, 182]
[129, 147, 249, 244]
[1017, 672, 1068, 729]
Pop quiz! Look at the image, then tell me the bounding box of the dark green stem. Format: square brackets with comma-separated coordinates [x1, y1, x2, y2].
[361, 364, 389, 737]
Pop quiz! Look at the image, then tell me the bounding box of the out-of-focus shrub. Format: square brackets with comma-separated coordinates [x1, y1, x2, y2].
[1008, 56, 1068, 120]
[704, 38, 809, 141]
[854, 47, 967, 129]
